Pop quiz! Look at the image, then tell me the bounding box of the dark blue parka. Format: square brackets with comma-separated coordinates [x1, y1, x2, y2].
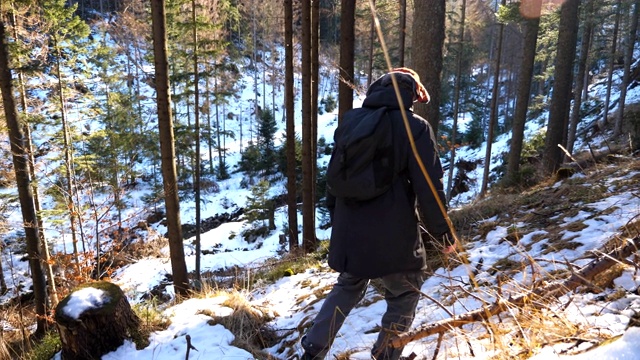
[326, 72, 450, 279]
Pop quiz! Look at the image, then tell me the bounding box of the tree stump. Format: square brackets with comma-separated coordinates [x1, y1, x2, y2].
[55, 281, 140, 360]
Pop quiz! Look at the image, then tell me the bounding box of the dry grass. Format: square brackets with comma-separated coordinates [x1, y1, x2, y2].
[0, 304, 42, 360]
[204, 290, 278, 359]
[205, 246, 327, 291]
[431, 277, 616, 360]
[449, 194, 521, 238]
[620, 216, 640, 238]
[0, 334, 11, 360]
[131, 300, 171, 349]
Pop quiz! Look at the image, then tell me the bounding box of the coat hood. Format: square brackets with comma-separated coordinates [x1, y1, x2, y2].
[362, 69, 430, 110]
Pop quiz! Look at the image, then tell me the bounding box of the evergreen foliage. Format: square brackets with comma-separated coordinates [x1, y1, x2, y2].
[244, 179, 272, 224]
[464, 98, 486, 149]
[242, 179, 274, 241]
[276, 132, 303, 183]
[257, 107, 278, 176]
[320, 95, 337, 114]
[238, 141, 261, 184]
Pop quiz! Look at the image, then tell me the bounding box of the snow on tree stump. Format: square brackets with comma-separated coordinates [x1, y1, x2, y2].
[55, 281, 140, 360]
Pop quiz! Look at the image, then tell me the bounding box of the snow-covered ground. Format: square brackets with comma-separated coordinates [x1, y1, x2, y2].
[2, 39, 640, 359]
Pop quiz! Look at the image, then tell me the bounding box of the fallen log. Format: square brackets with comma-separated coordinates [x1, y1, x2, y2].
[391, 235, 640, 349]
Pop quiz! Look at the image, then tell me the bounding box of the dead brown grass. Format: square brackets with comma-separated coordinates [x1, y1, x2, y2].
[620, 216, 640, 238]
[427, 158, 640, 359]
[449, 194, 520, 238]
[204, 290, 277, 359]
[0, 303, 41, 360]
[0, 331, 13, 360]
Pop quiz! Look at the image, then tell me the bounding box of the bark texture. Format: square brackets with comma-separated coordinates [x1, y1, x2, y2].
[55, 282, 140, 360]
[543, 0, 580, 174]
[338, 0, 355, 124]
[411, 0, 445, 132]
[284, 0, 299, 250]
[151, 0, 189, 295]
[507, 2, 541, 184]
[0, 19, 48, 337]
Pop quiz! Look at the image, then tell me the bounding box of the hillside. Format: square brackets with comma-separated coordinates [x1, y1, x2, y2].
[2, 3, 640, 358]
[98, 152, 640, 359]
[2, 51, 640, 360]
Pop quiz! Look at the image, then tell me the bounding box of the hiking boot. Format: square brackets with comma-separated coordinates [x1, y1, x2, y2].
[300, 336, 328, 359]
[301, 352, 321, 360]
[371, 351, 418, 360]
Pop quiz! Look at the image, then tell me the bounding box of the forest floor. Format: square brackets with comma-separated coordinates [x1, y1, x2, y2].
[2, 143, 640, 360]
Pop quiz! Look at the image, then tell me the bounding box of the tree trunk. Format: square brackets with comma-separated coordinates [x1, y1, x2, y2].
[338, 0, 355, 124]
[566, 0, 594, 157]
[367, 0, 376, 88]
[0, 252, 6, 294]
[9, 9, 59, 306]
[446, 0, 467, 201]
[284, 0, 299, 250]
[214, 65, 225, 178]
[480, 0, 506, 198]
[54, 46, 81, 274]
[542, 0, 580, 175]
[192, 0, 202, 284]
[301, 0, 316, 253]
[412, 0, 445, 133]
[506, 1, 541, 185]
[151, 0, 190, 297]
[311, 0, 319, 213]
[603, 0, 622, 127]
[55, 282, 140, 360]
[0, 20, 48, 338]
[399, 0, 406, 67]
[206, 65, 214, 174]
[614, 0, 640, 135]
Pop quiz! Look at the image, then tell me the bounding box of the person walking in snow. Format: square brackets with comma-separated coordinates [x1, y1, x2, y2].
[300, 68, 456, 360]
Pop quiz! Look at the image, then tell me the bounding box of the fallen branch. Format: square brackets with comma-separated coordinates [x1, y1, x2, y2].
[391, 235, 640, 349]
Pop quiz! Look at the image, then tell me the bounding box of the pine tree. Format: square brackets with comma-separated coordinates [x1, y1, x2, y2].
[7, 4, 60, 306]
[41, 0, 91, 273]
[244, 179, 273, 224]
[0, 19, 49, 338]
[242, 179, 274, 241]
[284, 0, 299, 250]
[567, 0, 596, 155]
[480, 0, 507, 198]
[614, 0, 639, 135]
[543, 0, 580, 175]
[301, 0, 316, 253]
[446, 0, 468, 201]
[338, 0, 356, 124]
[506, 0, 542, 185]
[412, 0, 445, 132]
[151, 0, 190, 297]
[257, 107, 278, 176]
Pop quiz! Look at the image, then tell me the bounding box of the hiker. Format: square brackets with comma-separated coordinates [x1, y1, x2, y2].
[300, 68, 456, 360]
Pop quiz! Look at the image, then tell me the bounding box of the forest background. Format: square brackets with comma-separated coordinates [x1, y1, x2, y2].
[0, 0, 640, 359]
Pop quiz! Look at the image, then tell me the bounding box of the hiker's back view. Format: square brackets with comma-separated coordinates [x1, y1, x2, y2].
[300, 68, 456, 360]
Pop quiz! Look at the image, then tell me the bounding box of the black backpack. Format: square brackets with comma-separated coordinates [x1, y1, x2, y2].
[326, 106, 396, 201]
